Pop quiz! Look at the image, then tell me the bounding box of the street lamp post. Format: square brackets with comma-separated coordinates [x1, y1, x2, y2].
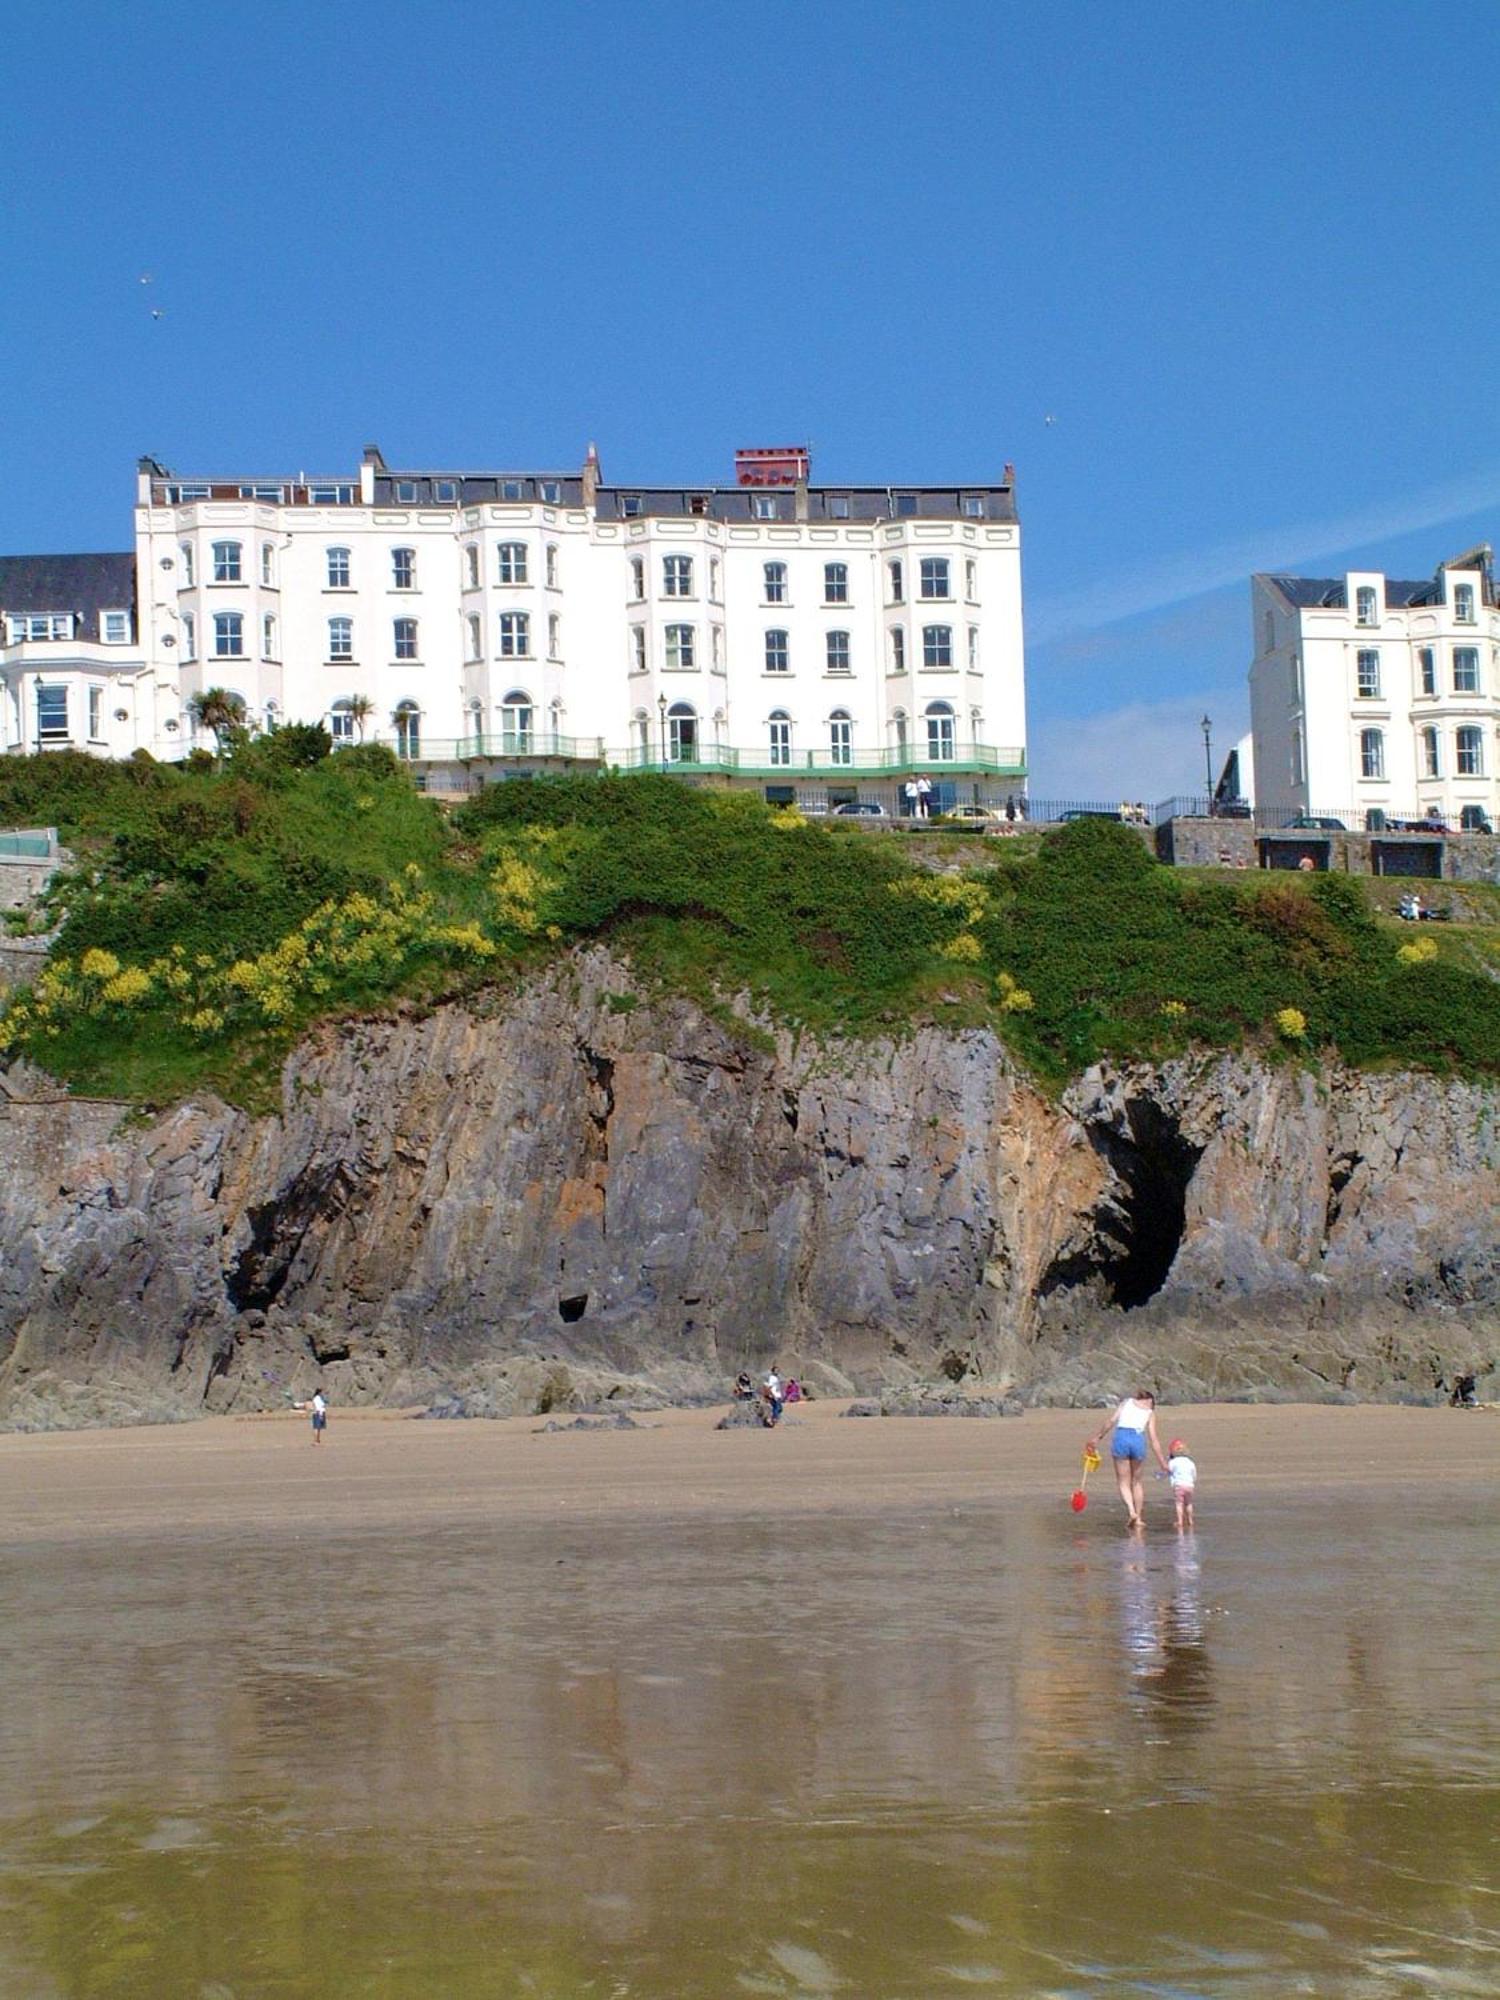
[1201, 713, 1214, 813]
[657, 693, 667, 768]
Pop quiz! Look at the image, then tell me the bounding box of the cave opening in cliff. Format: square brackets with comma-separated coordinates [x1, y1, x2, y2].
[1040, 1098, 1204, 1312]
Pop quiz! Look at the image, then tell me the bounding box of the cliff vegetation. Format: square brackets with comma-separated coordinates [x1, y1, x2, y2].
[1, 749, 1497, 1108]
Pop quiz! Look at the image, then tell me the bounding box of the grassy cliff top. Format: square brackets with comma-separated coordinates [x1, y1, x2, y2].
[2, 748, 1497, 1109]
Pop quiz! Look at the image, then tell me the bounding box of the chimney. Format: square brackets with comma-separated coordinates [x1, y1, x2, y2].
[1002, 462, 1016, 487]
[582, 442, 601, 508]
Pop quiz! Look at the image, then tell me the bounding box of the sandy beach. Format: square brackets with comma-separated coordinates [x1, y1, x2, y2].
[2, 1398, 1495, 1544]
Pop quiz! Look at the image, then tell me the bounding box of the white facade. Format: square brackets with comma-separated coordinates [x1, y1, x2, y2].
[0, 555, 149, 759]
[1250, 552, 1499, 831]
[97, 446, 1025, 802]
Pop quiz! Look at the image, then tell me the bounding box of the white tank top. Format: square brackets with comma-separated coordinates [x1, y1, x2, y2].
[1115, 1397, 1151, 1435]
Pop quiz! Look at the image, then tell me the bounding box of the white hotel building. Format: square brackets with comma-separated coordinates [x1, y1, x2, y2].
[1250, 549, 1498, 832]
[1, 446, 1028, 809]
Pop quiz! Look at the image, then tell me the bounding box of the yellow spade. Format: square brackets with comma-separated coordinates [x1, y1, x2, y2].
[1072, 1443, 1102, 1512]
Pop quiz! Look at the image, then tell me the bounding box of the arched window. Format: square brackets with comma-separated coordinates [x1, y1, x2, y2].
[891, 708, 909, 756]
[393, 617, 418, 661]
[330, 699, 356, 744]
[326, 546, 351, 589]
[768, 709, 791, 767]
[328, 616, 353, 660]
[501, 690, 533, 751]
[666, 624, 695, 670]
[212, 540, 242, 584]
[497, 542, 528, 584]
[925, 700, 956, 761]
[1359, 727, 1384, 780]
[467, 614, 482, 661]
[823, 562, 848, 604]
[1421, 726, 1440, 778]
[763, 562, 787, 604]
[826, 630, 851, 674]
[630, 557, 645, 601]
[546, 543, 558, 587]
[465, 545, 479, 587]
[667, 702, 698, 763]
[498, 611, 529, 657]
[663, 555, 693, 597]
[1356, 649, 1380, 698]
[394, 700, 421, 760]
[391, 547, 416, 589]
[634, 708, 650, 755]
[1456, 725, 1484, 777]
[1355, 585, 1377, 627]
[828, 708, 853, 766]
[765, 629, 789, 673]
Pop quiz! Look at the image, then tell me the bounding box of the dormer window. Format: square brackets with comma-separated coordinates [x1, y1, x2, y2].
[101, 610, 130, 644]
[394, 481, 418, 503]
[1454, 582, 1476, 623]
[6, 613, 74, 643]
[1355, 585, 1377, 626]
[751, 494, 780, 520]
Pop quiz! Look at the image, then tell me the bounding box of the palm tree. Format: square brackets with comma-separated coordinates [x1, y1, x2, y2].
[186, 687, 248, 761]
[346, 692, 375, 744]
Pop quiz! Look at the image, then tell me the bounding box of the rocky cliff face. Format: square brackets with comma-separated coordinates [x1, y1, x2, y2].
[0, 950, 1495, 1427]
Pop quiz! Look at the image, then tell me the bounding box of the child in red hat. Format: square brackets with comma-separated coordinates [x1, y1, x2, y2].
[1167, 1437, 1197, 1530]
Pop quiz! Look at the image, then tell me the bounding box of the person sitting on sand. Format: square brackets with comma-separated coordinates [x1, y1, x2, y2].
[1086, 1390, 1169, 1527]
[783, 1376, 803, 1405]
[1167, 1437, 1197, 1530]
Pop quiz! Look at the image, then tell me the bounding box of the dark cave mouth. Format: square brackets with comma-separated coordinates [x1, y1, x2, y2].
[1039, 1098, 1204, 1312]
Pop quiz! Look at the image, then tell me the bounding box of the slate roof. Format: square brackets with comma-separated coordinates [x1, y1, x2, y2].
[0, 553, 137, 641]
[1262, 573, 1445, 611]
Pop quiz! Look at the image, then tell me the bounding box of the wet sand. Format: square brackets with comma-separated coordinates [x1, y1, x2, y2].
[2, 1399, 1495, 1544]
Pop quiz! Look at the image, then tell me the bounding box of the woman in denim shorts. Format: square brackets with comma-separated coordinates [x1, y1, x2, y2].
[1086, 1390, 1170, 1528]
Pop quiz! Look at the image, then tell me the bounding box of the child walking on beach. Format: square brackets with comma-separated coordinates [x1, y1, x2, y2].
[1167, 1438, 1196, 1529]
[311, 1390, 327, 1445]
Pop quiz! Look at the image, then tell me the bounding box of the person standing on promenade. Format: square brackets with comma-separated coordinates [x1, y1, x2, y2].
[1086, 1390, 1169, 1527]
[311, 1389, 328, 1446]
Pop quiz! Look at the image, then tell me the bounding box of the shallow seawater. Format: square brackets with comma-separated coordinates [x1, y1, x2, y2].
[1, 1492, 1497, 1996]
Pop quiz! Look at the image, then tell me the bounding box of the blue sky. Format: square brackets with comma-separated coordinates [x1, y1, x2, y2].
[5, 0, 1499, 797]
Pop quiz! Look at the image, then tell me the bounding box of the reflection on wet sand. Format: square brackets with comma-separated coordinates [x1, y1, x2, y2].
[1, 1497, 1496, 1996]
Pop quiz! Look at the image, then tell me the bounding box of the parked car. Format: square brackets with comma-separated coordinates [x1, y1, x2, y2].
[1059, 808, 1124, 823]
[831, 800, 885, 818]
[1213, 798, 1252, 820]
[1459, 806, 1493, 834]
[943, 804, 1002, 824]
[1288, 815, 1346, 831]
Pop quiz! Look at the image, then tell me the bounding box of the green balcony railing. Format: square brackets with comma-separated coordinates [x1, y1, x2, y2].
[603, 741, 1027, 779]
[381, 733, 1027, 782]
[378, 731, 606, 763]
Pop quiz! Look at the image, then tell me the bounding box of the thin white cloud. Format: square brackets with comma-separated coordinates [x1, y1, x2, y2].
[1028, 465, 1500, 645]
[1029, 689, 1247, 803]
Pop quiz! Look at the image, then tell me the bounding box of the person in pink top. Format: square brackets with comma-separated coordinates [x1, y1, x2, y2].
[1086, 1390, 1170, 1528]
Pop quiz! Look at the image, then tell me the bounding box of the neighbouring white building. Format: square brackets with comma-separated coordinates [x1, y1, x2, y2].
[0, 554, 148, 759]
[1250, 549, 1498, 832]
[1, 446, 1029, 810]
